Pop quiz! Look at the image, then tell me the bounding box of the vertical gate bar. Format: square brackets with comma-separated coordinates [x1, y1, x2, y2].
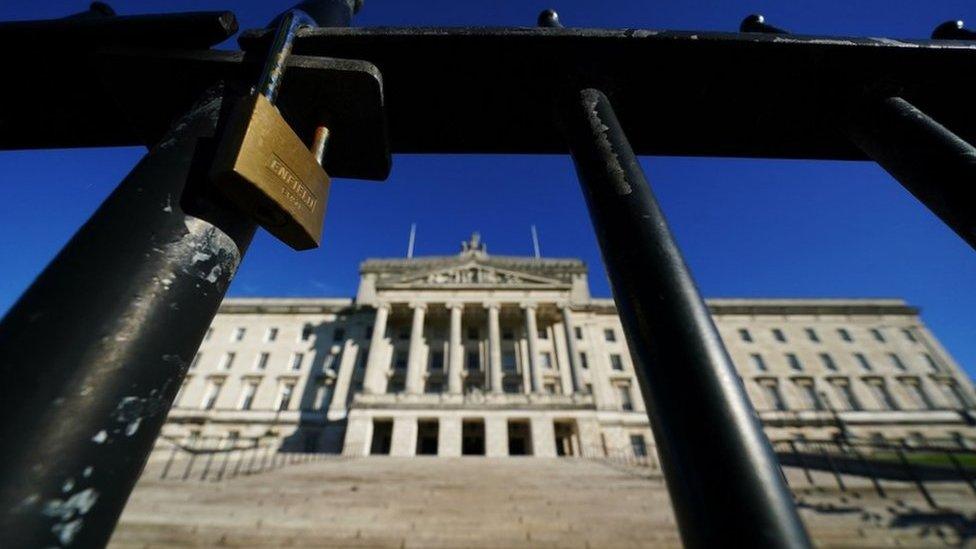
[560, 88, 811, 549]
[845, 96, 976, 251]
[0, 2, 358, 545]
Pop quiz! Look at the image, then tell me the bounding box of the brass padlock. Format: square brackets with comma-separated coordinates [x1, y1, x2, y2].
[210, 10, 329, 251]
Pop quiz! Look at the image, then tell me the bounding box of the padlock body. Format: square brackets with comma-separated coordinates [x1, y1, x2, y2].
[211, 93, 330, 250]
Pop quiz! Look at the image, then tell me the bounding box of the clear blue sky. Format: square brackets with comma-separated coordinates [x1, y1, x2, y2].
[1, 0, 975, 377]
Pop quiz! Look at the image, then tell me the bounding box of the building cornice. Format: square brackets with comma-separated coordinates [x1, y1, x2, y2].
[218, 297, 355, 315]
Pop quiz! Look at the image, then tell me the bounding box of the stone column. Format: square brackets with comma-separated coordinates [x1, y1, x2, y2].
[561, 305, 585, 394]
[363, 303, 391, 394]
[405, 302, 427, 394]
[327, 338, 358, 420]
[487, 303, 503, 394]
[522, 303, 544, 393]
[447, 303, 464, 394]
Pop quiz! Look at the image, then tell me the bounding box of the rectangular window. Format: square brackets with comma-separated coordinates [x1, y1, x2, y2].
[609, 353, 624, 371]
[900, 378, 934, 410]
[503, 329, 514, 341]
[866, 379, 899, 411]
[794, 379, 824, 411]
[738, 328, 753, 343]
[232, 327, 246, 342]
[290, 352, 304, 371]
[838, 328, 853, 342]
[332, 328, 345, 342]
[277, 383, 295, 411]
[537, 329, 548, 340]
[760, 380, 787, 411]
[889, 353, 907, 371]
[750, 353, 767, 372]
[266, 327, 278, 342]
[502, 351, 517, 372]
[902, 328, 918, 343]
[190, 353, 201, 370]
[786, 353, 802, 371]
[854, 353, 872, 372]
[819, 353, 837, 371]
[805, 328, 820, 343]
[604, 329, 617, 342]
[630, 434, 648, 458]
[830, 379, 861, 411]
[921, 353, 941, 373]
[574, 327, 583, 340]
[772, 328, 786, 342]
[467, 351, 480, 371]
[617, 384, 634, 411]
[255, 352, 269, 371]
[218, 352, 235, 371]
[430, 350, 445, 371]
[202, 380, 223, 410]
[540, 351, 553, 369]
[579, 352, 589, 369]
[503, 380, 521, 394]
[301, 324, 313, 341]
[871, 328, 886, 343]
[239, 382, 258, 410]
[467, 328, 479, 340]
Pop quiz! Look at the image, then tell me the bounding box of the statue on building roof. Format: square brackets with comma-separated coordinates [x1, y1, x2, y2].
[460, 232, 487, 255]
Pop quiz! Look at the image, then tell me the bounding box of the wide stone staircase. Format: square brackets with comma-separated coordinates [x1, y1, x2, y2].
[110, 457, 976, 548]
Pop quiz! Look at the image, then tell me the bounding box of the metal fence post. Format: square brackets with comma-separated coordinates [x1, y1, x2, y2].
[560, 87, 811, 548]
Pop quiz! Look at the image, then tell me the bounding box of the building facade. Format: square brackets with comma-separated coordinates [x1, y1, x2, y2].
[164, 235, 976, 461]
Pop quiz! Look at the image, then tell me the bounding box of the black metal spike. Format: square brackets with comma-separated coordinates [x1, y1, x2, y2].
[932, 20, 976, 40]
[740, 14, 789, 34]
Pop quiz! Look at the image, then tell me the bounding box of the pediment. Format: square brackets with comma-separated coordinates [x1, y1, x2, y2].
[380, 262, 568, 288]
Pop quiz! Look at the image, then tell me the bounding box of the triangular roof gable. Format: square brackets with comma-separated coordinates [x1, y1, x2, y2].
[381, 260, 568, 288]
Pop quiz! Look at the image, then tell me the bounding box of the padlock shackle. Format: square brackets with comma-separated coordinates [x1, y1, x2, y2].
[257, 9, 316, 104]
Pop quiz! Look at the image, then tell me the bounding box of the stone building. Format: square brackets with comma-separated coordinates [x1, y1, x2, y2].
[164, 234, 976, 461]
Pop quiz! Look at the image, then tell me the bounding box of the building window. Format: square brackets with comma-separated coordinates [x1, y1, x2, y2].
[301, 324, 313, 341]
[393, 351, 408, 370]
[579, 352, 589, 369]
[837, 328, 853, 342]
[332, 328, 345, 342]
[389, 378, 405, 393]
[888, 353, 907, 371]
[255, 352, 270, 371]
[630, 435, 648, 458]
[865, 378, 899, 411]
[239, 382, 258, 410]
[921, 353, 941, 373]
[190, 353, 201, 370]
[902, 328, 917, 343]
[574, 327, 583, 340]
[759, 380, 787, 411]
[829, 378, 861, 411]
[819, 353, 837, 372]
[502, 351, 517, 372]
[772, 328, 786, 343]
[617, 384, 634, 411]
[793, 379, 824, 411]
[277, 383, 295, 411]
[205, 327, 214, 341]
[738, 328, 753, 343]
[425, 381, 442, 394]
[503, 380, 521, 394]
[266, 327, 278, 342]
[202, 380, 223, 410]
[232, 327, 246, 342]
[805, 328, 820, 343]
[467, 351, 480, 371]
[604, 329, 617, 342]
[540, 351, 553, 369]
[786, 353, 802, 371]
[871, 328, 886, 343]
[503, 329, 514, 341]
[430, 350, 445, 371]
[218, 352, 235, 371]
[290, 352, 304, 371]
[537, 328, 549, 340]
[467, 327, 479, 340]
[609, 353, 624, 371]
[854, 353, 872, 372]
[900, 378, 934, 410]
[749, 353, 767, 372]
[544, 382, 559, 395]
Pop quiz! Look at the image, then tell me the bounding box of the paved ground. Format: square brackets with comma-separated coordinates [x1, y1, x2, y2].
[110, 457, 976, 548]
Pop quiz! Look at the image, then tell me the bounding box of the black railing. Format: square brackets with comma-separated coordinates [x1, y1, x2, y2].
[154, 435, 335, 482]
